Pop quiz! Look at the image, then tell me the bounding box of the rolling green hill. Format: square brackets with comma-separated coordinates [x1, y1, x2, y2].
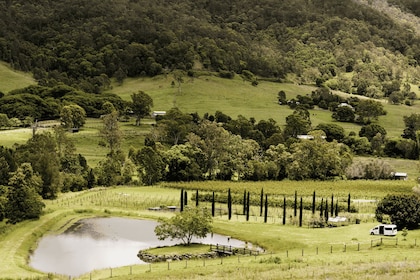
[0, 62, 35, 93]
[108, 74, 420, 139]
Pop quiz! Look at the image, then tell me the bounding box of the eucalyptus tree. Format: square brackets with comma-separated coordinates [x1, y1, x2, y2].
[131, 91, 153, 126]
[100, 110, 122, 155]
[14, 133, 61, 199]
[287, 132, 352, 180]
[60, 104, 86, 130]
[134, 146, 165, 185]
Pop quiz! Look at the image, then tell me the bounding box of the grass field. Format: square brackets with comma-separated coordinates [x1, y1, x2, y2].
[107, 74, 420, 138]
[1, 184, 420, 279]
[0, 61, 35, 93]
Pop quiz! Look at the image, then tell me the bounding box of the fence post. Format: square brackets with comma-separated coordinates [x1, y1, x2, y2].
[330, 245, 333, 253]
[344, 244, 346, 252]
[286, 250, 288, 258]
[358, 243, 360, 251]
[316, 247, 318, 255]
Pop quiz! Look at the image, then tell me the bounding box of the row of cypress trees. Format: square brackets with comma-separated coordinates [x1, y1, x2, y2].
[180, 189, 352, 227]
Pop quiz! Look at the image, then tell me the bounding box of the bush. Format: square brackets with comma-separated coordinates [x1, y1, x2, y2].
[375, 194, 420, 230]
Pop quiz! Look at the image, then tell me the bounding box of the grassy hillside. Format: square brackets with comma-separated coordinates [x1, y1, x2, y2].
[0, 62, 35, 93]
[108, 74, 420, 138]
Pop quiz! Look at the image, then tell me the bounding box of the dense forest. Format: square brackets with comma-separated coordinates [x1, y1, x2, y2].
[389, 0, 420, 16]
[1, 0, 420, 95]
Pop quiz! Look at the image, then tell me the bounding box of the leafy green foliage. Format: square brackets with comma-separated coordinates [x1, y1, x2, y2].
[131, 91, 153, 126]
[60, 104, 86, 129]
[14, 133, 61, 199]
[133, 146, 165, 185]
[376, 194, 420, 230]
[287, 135, 352, 180]
[5, 163, 45, 224]
[402, 113, 420, 140]
[154, 206, 212, 245]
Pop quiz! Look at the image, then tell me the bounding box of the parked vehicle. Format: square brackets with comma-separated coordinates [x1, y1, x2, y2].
[369, 224, 397, 236]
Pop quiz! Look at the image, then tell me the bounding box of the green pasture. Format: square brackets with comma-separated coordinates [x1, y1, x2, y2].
[0, 61, 35, 93]
[1, 184, 420, 279]
[108, 74, 420, 138]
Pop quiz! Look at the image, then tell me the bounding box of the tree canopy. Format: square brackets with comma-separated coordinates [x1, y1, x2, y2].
[375, 194, 420, 230]
[154, 206, 213, 245]
[0, 0, 419, 93]
[5, 163, 45, 224]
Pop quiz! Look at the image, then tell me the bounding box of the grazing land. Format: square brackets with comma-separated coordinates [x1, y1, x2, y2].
[1, 183, 420, 279]
[0, 62, 36, 93]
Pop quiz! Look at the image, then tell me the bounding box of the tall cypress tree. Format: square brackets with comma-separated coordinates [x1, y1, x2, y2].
[331, 194, 334, 217]
[196, 189, 199, 207]
[243, 190, 247, 215]
[320, 198, 324, 218]
[228, 188, 232, 220]
[325, 199, 329, 221]
[180, 189, 184, 212]
[283, 196, 286, 225]
[184, 191, 188, 206]
[246, 191, 250, 221]
[299, 197, 303, 227]
[211, 191, 215, 217]
[312, 191, 316, 214]
[348, 193, 351, 212]
[264, 194, 268, 223]
[260, 188, 264, 217]
[294, 191, 297, 217]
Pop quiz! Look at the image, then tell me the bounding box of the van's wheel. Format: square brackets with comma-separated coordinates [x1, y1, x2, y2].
[370, 232, 374, 235]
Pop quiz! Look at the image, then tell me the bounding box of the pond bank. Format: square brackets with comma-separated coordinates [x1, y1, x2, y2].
[137, 250, 218, 263]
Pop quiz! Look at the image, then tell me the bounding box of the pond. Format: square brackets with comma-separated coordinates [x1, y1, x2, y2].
[30, 217, 250, 277]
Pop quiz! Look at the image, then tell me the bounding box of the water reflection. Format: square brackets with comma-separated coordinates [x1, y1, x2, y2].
[30, 217, 248, 277]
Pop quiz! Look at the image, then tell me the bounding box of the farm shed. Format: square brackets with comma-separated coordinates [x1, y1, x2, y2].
[391, 172, 407, 180]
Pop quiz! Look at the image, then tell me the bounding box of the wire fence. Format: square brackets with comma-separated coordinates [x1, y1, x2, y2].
[68, 237, 419, 280]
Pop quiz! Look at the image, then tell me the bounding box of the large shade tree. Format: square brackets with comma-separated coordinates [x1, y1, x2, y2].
[14, 133, 61, 199]
[131, 91, 153, 126]
[287, 132, 352, 180]
[154, 206, 212, 245]
[60, 104, 86, 130]
[376, 194, 420, 230]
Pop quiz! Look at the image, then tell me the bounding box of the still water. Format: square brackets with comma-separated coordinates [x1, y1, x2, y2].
[30, 217, 248, 277]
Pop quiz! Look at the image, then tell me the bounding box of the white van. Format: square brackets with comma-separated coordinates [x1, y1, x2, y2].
[369, 224, 397, 236]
